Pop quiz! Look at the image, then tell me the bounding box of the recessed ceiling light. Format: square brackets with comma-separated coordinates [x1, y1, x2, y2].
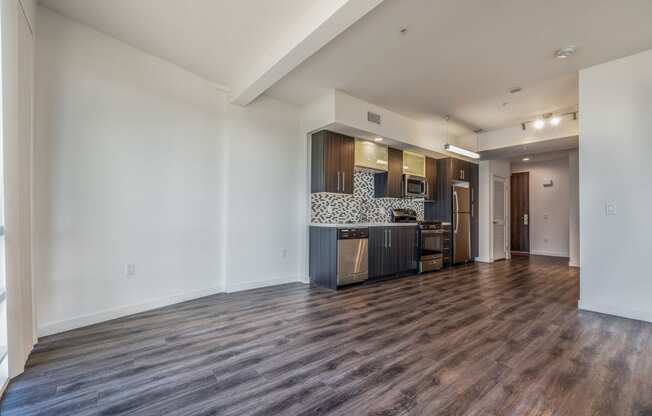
[374, 137, 383, 142]
[523, 157, 531, 162]
[509, 87, 522, 94]
[550, 116, 561, 126]
[555, 46, 577, 59]
[533, 118, 545, 129]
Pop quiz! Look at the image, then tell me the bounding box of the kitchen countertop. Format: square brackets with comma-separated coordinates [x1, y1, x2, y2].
[310, 222, 419, 228]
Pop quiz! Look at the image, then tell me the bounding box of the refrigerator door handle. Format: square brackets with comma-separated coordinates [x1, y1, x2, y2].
[453, 191, 459, 234]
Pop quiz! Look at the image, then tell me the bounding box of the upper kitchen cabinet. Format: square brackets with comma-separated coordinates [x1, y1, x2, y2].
[354, 139, 388, 171]
[403, 151, 426, 177]
[451, 158, 473, 182]
[374, 147, 403, 198]
[311, 130, 355, 194]
[425, 157, 437, 201]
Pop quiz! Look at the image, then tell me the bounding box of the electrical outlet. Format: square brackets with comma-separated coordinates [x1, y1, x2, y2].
[126, 263, 136, 277]
[544, 238, 549, 244]
[327, 205, 333, 214]
[605, 204, 616, 216]
[378, 207, 385, 216]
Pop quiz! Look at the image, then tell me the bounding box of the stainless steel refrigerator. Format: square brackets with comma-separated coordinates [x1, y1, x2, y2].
[452, 181, 472, 264]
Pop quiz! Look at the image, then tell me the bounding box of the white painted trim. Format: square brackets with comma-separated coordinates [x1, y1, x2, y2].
[529, 250, 569, 258]
[37, 286, 223, 337]
[579, 299, 652, 324]
[1, 378, 8, 400]
[475, 256, 492, 263]
[569, 261, 580, 268]
[225, 276, 306, 293]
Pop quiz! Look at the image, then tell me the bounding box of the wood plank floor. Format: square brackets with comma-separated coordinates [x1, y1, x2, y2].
[3, 256, 652, 415]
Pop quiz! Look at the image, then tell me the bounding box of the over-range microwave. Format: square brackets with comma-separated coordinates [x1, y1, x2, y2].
[403, 174, 427, 198]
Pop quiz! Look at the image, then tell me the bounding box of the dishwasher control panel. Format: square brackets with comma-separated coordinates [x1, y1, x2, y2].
[338, 228, 369, 240]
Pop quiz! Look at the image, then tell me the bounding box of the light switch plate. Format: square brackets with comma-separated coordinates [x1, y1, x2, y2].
[605, 204, 617, 216]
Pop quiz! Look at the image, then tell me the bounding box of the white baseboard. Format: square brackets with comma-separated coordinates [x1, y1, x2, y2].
[569, 261, 580, 268]
[578, 299, 652, 324]
[38, 277, 309, 337]
[225, 276, 306, 293]
[529, 250, 569, 258]
[475, 256, 492, 263]
[1, 378, 8, 400]
[38, 285, 223, 337]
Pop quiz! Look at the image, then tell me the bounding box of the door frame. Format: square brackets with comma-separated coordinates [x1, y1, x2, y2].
[510, 171, 530, 255]
[491, 176, 508, 261]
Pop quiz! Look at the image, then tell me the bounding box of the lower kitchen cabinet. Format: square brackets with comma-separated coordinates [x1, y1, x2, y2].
[369, 226, 418, 278]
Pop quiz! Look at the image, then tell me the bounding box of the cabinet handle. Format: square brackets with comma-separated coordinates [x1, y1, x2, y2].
[342, 171, 345, 191]
[389, 229, 392, 248]
[337, 172, 341, 191]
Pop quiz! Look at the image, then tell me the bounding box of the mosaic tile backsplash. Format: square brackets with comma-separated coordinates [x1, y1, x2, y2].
[311, 170, 425, 223]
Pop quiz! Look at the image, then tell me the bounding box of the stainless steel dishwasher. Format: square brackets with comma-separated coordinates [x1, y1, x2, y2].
[337, 228, 369, 286]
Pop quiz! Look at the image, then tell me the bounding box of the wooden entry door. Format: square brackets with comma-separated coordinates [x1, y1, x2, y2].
[510, 172, 530, 253]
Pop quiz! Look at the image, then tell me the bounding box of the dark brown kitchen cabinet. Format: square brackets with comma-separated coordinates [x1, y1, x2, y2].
[311, 130, 354, 194]
[425, 157, 478, 260]
[369, 226, 418, 278]
[425, 157, 437, 201]
[374, 147, 403, 198]
[451, 158, 473, 182]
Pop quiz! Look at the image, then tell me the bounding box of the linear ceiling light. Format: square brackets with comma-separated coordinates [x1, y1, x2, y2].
[444, 144, 480, 159]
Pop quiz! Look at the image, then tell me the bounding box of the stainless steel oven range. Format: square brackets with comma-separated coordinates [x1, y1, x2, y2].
[418, 221, 451, 273]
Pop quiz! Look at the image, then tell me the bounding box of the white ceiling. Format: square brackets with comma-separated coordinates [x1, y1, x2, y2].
[40, 0, 652, 132]
[266, 0, 652, 130]
[39, 0, 323, 88]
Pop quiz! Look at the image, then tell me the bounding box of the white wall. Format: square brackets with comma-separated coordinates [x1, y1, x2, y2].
[2, 0, 36, 380]
[579, 48, 652, 323]
[222, 98, 305, 292]
[512, 157, 570, 257]
[34, 8, 306, 335]
[302, 90, 473, 157]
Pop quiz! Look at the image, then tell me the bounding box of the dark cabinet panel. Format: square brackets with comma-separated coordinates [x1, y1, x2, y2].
[374, 147, 403, 198]
[311, 130, 354, 194]
[395, 227, 418, 273]
[324, 132, 340, 192]
[369, 226, 418, 278]
[383, 228, 398, 277]
[388, 148, 403, 198]
[340, 135, 355, 194]
[309, 227, 338, 290]
[368, 227, 386, 279]
[425, 158, 453, 222]
[425, 157, 437, 201]
[451, 158, 472, 182]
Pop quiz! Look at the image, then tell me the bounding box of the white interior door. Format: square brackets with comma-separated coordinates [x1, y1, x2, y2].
[493, 178, 507, 260]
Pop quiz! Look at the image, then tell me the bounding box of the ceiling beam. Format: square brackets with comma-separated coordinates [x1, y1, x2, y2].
[229, 0, 385, 106]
